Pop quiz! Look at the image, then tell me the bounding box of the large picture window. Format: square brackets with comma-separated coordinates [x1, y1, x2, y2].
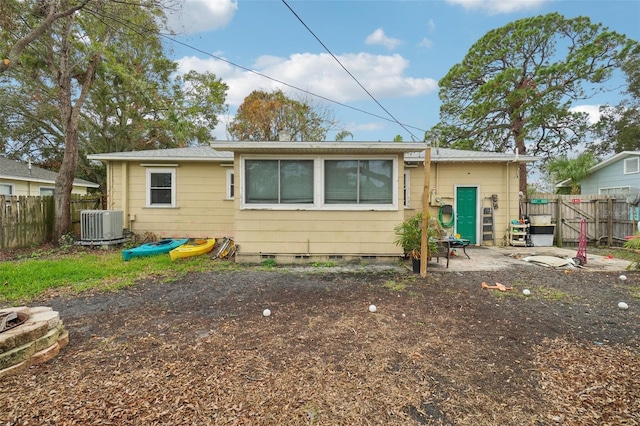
[245, 160, 314, 204]
[146, 168, 176, 207]
[324, 160, 393, 204]
[241, 156, 396, 210]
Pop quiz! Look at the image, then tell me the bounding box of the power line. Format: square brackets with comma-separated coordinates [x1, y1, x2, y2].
[161, 34, 428, 136]
[281, 0, 421, 141]
[88, 1, 429, 138]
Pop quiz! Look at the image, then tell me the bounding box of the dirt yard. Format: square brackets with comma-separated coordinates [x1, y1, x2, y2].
[1, 247, 639, 425]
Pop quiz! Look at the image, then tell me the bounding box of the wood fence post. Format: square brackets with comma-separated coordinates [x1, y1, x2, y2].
[594, 200, 600, 246]
[608, 198, 613, 247]
[556, 197, 563, 247]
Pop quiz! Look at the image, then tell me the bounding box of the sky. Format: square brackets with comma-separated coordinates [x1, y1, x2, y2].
[163, 0, 640, 143]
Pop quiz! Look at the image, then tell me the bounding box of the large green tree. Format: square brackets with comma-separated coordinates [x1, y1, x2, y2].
[593, 45, 640, 156]
[228, 89, 337, 141]
[0, 0, 221, 240]
[435, 12, 636, 193]
[0, 0, 91, 74]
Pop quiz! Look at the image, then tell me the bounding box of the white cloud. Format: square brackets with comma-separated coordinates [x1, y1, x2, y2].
[427, 19, 436, 32]
[166, 0, 238, 35]
[419, 38, 433, 48]
[570, 105, 602, 124]
[365, 28, 402, 50]
[176, 52, 438, 107]
[446, 0, 550, 14]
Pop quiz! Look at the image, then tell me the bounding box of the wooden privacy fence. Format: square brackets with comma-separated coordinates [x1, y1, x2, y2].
[525, 194, 637, 247]
[0, 195, 103, 249]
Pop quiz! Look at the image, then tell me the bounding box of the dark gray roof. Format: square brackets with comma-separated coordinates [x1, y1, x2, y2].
[0, 157, 99, 187]
[88, 146, 233, 161]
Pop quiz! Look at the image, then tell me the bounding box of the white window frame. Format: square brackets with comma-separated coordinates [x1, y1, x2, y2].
[403, 170, 410, 208]
[599, 186, 630, 196]
[0, 183, 13, 196]
[146, 168, 176, 208]
[39, 187, 55, 196]
[624, 157, 639, 174]
[240, 155, 397, 211]
[226, 169, 235, 200]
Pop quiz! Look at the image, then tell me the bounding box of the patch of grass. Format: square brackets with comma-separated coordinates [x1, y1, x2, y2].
[407, 290, 422, 298]
[311, 261, 338, 268]
[0, 250, 230, 304]
[259, 258, 277, 269]
[493, 290, 518, 298]
[536, 285, 572, 301]
[627, 285, 640, 299]
[383, 280, 406, 292]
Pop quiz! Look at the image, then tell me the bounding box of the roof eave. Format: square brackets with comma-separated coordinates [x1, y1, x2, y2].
[209, 141, 427, 154]
[87, 155, 232, 162]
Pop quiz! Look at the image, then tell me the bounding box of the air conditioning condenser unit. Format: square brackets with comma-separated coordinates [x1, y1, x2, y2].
[80, 210, 124, 241]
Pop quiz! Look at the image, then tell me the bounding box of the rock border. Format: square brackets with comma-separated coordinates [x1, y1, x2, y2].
[0, 306, 68, 379]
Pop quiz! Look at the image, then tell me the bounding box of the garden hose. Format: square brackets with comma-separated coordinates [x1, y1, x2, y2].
[438, 204, 455, 228]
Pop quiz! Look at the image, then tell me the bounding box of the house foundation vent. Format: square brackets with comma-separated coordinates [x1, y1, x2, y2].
[80, 210, 124, 241]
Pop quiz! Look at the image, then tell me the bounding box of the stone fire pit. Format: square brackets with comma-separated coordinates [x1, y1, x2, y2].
[0, 306, 68, 378]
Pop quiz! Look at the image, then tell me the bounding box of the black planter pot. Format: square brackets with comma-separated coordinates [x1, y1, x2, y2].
[412, 257, 420, 273]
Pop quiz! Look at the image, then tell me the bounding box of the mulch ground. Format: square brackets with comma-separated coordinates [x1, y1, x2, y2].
[1, 258, 639, 425]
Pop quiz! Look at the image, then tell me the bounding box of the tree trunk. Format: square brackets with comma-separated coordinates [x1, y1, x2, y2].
[512, 116, 528, 195]
[52, 13, 100, 242]
[54, 129, 79, 239]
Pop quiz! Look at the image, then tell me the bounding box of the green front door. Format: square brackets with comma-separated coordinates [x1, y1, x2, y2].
[456, 187, 477, 244]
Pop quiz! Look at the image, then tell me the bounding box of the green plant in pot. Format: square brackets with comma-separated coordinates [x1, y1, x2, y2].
[394, 212, 441, 262]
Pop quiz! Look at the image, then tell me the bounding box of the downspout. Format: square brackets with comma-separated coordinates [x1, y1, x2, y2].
[122, 162, 129, 229]
[507, 161, 511, 244]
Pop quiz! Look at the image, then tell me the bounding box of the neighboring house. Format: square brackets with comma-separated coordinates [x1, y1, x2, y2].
[88, 142, 539, 264]
[0, 157, 99, 196]
[558, 151, 640, 197]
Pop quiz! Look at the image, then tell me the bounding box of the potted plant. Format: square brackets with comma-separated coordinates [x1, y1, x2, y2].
[394, 212, 442, 272]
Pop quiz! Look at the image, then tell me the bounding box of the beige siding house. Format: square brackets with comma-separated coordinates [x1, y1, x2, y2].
[89, 142, 539, 263]
[0, 157, 99, 196]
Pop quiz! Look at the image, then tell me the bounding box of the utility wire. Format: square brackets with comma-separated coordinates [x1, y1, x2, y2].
[83, 2, 429, 137]
[161, 34, 428, 135]
[281, 0, 421, 141]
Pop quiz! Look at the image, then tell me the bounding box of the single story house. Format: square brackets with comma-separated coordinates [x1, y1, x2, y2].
[0, 157, 99, 196]
[558, 151, 640, 198]
[88, 142, 539, 263]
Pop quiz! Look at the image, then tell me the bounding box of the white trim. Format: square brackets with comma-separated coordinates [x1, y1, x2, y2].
[140, 163, 179, 167]
[624, 157, 639, 174]
[39, 186, 55, 196]
[239, 155, 398, 211]
[454, 185, 480, 243]
[0, 183, 13, 196]
[598, 186, 631, 196]
[146, 168, 176, 208]
[226, 169, 235, 200]
[403, 170, 410, 208]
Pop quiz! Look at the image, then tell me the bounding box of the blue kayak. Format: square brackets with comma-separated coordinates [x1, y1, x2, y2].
[122, 238, 189, 261]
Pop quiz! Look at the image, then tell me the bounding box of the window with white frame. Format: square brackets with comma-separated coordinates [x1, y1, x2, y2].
[599, 186, 630, 196]
[0, 184, 13, 196]
[40, 187, 55, 196]
[245, 159, 314, 204]
[226, 170, 235, 199]
[241, 156, 396, 210]
[624, 157, 640, 174]
[324, 159, 393, 204]
[146, 168, 176, 207]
